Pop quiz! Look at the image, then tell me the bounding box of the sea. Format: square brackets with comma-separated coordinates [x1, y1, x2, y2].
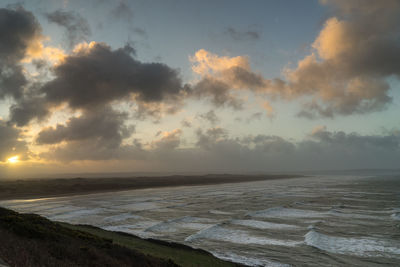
[1, 174, 400, 266]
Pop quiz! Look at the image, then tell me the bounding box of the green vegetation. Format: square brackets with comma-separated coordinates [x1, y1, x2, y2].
[0, 207, 241, 267]
[64, 224, 238, 267]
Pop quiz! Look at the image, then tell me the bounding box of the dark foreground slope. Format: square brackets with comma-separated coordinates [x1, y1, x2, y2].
[0, 207, 240, 267]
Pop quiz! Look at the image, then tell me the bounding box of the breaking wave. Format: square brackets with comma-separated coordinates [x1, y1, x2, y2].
[185, 224, 302, 247]
[247, 207, 325, 218]
[305, 229, 400, 257]
[231, 219, 301, 230]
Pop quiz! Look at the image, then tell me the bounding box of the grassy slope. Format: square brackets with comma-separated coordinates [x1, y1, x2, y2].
[0, 207, 240, 267]
[63, 224, 238, 267]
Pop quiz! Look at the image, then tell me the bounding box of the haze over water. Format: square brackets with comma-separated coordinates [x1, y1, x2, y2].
[2, 174, 400, 266]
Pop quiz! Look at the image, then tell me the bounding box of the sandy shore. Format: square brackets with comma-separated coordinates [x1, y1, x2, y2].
[0, 174, 302, 200]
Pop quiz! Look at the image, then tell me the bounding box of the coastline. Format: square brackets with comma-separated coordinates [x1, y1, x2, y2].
[0, 174, 305, 266]
[0, 174, 303, 201]
[0, 206, 244, 267]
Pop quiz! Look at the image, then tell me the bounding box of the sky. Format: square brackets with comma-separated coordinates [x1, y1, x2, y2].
[0, 0, 400, 177]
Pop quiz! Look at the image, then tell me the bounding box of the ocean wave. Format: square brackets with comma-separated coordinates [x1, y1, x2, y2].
[145, 216, 213, 233]
[328, 209, 385, 220]
[231, 219, 301, 230]
[49, 208, 105, 220]
[247, 207, 325, 218]
[211, 251, 291, 267]
[185, 224, 302, 247]
[391, 212, 400, 220]
[116, 202, 160, 211]
[305, 230, 400, 257]
[209, 210, 234, 215]
[103, 213, 143, 223]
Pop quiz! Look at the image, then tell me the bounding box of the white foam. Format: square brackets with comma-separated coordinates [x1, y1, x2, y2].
[185, 225, 301, 247]
[117, 202, 160, 211]
[328, 210, 384, 220]
[305, 230, 400, 257]
[231, 220, 301, 230]
[391, 212, 400, 221]
[211, 251, 290, 267]
[247, 207, 324, 218]
[49, 208, 104, 220]
[103, 213, 143, 223]
[209, 210, 234, 215]
[145, 216, 214, 233]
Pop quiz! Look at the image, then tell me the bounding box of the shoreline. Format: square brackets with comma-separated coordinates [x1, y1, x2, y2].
[0, 174, 304, 201]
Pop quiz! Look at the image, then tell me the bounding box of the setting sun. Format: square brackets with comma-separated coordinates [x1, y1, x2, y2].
[7, 156, 19, 164]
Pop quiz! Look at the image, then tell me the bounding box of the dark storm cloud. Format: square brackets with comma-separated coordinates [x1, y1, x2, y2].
[37, 107, 138, 161]
[224, 27, 260, 41]
[36, 107, 132, 145]
[0, 6, 40, 60]
[42, 42, 185, 109]
[10, 41, 187, 126]
[45, 9, 91, 48]
[0, 6, 41, 100]
[0, 120, 29, 162]
[9, 96, 49, 127]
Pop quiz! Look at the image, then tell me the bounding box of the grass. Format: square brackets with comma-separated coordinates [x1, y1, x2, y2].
[63, 224, 239, 267]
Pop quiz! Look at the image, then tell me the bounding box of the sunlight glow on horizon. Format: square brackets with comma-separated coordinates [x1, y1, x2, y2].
[7, 156, 19, 164]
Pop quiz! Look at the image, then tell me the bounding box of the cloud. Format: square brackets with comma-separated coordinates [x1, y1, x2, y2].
[111, 1, 134, 22]
[34, 119, 400, 171]
[9, 96, 49, 127]
[189, 49, 268, 109]
[151, 129, 182, 151]
[191, 0, 400, 118]
[0, 6, 41, 100]
[282, 0, 400, 117]
[181, 118, 192, 128]
[190, 49, 249, 76]
[45, 9, 91, 48]
[191, 77, 244, 109]
[0, 6, 65, 126]
[0, 120, 29, 162]
[180, 127, 400, 171]
[10, 41, 187, 126]
[44, 42, 185, 108]
[261, 101, 275, 119]
[197, 110, 220, 125]
[36, 107, 132, 145]
[196, 127, 228, 150]
[224, 27, 260, 41]
[38, 107, 135, 161]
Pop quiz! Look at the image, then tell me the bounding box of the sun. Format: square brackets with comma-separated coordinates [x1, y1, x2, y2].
[7, 156, 19, 164]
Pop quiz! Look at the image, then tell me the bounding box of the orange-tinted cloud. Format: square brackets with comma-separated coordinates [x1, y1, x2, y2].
[191, 0, 400, 118]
